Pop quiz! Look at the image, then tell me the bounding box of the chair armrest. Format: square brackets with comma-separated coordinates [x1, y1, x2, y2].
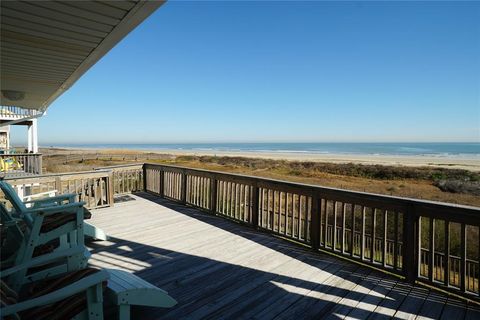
[27, 202, 86, 216]
[22, 190, 58, 202]
[0, 269, 109, 316]
[1, 247, 86, 278]
[26, 194, 78, 207]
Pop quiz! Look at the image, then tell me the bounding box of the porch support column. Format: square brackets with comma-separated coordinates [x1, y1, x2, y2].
[27, 122, 33, 152]
[30, 119, 38, 153]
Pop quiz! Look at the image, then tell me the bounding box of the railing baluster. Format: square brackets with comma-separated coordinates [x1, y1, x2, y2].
[460, 223, 466, 292]
[324, 200, 329, 248]
[296, 194, 301, 239]
[203, 178, 207, 208]
[233, 183, 237, 218]
[226, 181, 230, 216]
[259, 188, 264, 227]
[273, 190, 277, 231]
[341, 202, 346, 254]
[371, 208, 376, 263]
[361, 206, 366, 260]
[428, 218, 435, 282]
[298, 195, 308, 242]
[383, 210, 388, 267]
[478, 225, 480, 296]
[264, 188, 268, 227]
[170, 172, 174, 198]
[282, 192, 287, 235]
[166, 172, 169, 197]
[276, 191, 280, 232]
[230, 182, 235, 217]
[333, 202, 338, 251]
[198, 177, 202, 207]
[239, 184, 244, 220]
[289, 193, 294, 237]
[201, 177, 205, 207]
[218, 181, 223, 213]
[350, 205, 355, 256]
[225, 182, 230, 216]
[203, 177, 206, 208]
[235, 183, 239, 219]
[193, 176, 197, 205]
[197, 176, 201, 206]
[245, 185, 248, 222]
[394, 211, 399, 270]
[187, 176, 191, 204]
[239, 183, 243, 219]
[445, 220, 450, 286]
[222, 181, 227, 214]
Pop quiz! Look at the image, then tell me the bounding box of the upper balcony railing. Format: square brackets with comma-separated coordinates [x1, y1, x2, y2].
[3, 163, 479, 301]
[0, 153, 42, 176]
[0, 106, 43, 120]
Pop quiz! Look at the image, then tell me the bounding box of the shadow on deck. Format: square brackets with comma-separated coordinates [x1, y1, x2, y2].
[87, 192, 479, 319]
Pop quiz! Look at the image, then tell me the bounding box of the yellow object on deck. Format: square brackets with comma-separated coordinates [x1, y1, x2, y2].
[0, 157, 23, 172]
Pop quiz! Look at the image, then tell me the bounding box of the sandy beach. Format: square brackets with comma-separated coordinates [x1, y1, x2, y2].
[40, 146, 480, 206]
[42, 147, 480, 172]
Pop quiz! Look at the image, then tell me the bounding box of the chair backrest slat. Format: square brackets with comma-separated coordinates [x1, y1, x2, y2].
[0, 181, 28, 214]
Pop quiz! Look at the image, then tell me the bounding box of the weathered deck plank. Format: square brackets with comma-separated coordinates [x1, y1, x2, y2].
[87, 193, 477, 319]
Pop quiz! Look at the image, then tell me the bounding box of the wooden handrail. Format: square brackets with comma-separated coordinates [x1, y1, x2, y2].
[5, 169, 114, 210]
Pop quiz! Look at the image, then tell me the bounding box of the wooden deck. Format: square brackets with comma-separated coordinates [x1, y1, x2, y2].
[88, 193, 480, 319]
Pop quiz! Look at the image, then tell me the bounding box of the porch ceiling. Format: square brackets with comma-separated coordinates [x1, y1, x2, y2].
[0, 0, 164, 111]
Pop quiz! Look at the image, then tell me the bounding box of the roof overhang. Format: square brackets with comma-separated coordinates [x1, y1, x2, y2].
[1, 0, 165, 112]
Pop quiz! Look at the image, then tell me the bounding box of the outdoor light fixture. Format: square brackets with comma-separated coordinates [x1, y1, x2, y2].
[1, 90, 25, 101]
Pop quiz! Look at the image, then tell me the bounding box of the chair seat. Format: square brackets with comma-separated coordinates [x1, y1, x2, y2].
[21, 268, 107, 320]
[1, 268, 106, 320]
[40, 208, 91, 233]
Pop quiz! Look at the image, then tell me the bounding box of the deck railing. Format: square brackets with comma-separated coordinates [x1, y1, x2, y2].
[0, 153, 42, 175]
[0, 106, 43, 119]
[5, 170, 114, 209]
[45, 152, 168, 164]
[143, 163, 480, 300]
[95, 164, 143, 195]
[3, 162, 479, 300]
[4, 164, 142, 209]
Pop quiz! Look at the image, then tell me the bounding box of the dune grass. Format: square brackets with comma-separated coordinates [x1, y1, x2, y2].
[43, 153, 480, 207]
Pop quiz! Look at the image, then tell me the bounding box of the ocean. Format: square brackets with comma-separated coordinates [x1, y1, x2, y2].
[48, 142, 480, 158]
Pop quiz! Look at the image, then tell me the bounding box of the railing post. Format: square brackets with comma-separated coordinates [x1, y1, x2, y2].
[310, 192, 320, 250]
[210, 176, 217, 214]
[251, 183, 259, 228]
[159, 168, 164, 197]
[37, 154, 43, 175]
[460, 222, 466, 292]
[181, 170, 187, 204]
[54, 177, 62, 195]
[107, 171, 114, 206]
[403, 204, 417, 283]
[142, 164, 147, 191]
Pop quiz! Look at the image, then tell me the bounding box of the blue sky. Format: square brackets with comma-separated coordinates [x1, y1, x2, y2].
[12, 1, 480, 145]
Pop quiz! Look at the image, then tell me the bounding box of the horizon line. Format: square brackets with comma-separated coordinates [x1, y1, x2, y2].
[23, 141, 480, 146]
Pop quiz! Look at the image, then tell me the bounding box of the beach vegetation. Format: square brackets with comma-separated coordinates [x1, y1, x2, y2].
[42, 151, 480, 207]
